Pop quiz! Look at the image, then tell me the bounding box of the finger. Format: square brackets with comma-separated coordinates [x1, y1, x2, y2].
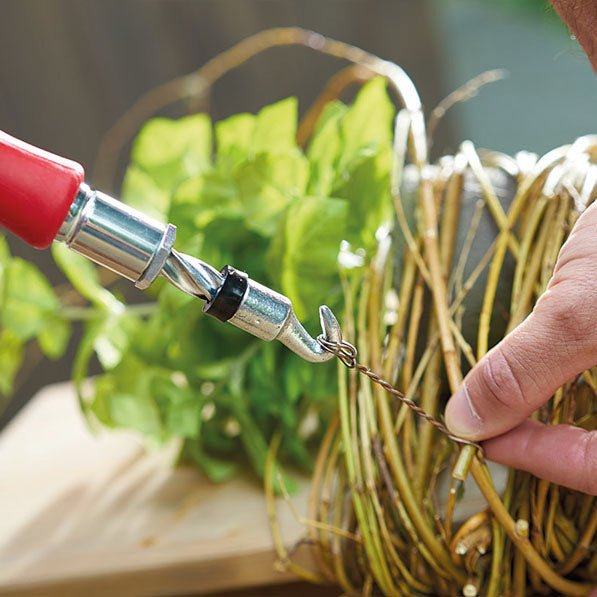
[445, 204, 597, 440]
[483, 419, 597, 495]
[444, 308, 596, 439]
[446, 202, 597, 440]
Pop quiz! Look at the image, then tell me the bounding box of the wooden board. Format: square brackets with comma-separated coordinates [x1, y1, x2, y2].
[0, 383, 312, 597]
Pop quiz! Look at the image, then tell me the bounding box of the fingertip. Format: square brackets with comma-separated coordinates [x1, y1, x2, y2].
[445, 383, 483, 440]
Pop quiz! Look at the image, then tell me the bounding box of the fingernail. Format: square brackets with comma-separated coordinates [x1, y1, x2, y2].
[445, 383, 482, 439]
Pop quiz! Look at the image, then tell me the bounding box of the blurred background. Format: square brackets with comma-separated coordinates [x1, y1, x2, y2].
[0, 0, 595, 427]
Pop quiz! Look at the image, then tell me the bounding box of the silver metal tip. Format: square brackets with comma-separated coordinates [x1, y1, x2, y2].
[319, 305, 342, 343]
[276, 308, 340, 363]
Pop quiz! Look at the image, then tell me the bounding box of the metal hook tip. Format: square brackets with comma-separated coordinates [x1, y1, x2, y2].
[319, 305, 342, 343]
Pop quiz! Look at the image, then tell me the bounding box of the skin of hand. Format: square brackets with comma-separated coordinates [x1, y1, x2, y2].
[445, 201, 597, 494]
[550, 0, 597, 71]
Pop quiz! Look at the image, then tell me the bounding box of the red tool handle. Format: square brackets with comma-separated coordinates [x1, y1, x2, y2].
[0, 130, 85, 249]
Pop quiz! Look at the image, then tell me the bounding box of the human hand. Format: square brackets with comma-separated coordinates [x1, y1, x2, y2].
[445, 201, 597, 494]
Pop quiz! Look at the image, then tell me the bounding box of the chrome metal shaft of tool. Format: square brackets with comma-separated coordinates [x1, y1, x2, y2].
[56, 184, 342, 363]
[57, 184, 177, 290]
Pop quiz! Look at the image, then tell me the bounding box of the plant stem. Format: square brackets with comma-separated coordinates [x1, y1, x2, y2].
[557, 506, 597, 576]
[470, 458, 593, 596]
[264, 433, 328, 585]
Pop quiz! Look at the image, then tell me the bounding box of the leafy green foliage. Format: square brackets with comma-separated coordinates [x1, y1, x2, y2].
[0, 77, 396, 482]
[0, 239, 71, 398]
[270, 196, 348, 320]
[0, 329, 24, 396]
[52, 243, 123, 313]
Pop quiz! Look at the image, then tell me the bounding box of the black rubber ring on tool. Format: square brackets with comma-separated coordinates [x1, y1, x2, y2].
[203, 265, 248, 322]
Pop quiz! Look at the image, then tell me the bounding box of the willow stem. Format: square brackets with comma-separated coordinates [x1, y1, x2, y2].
[471, 458, 593, 596]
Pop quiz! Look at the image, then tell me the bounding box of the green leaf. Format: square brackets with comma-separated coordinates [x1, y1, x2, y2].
[282, 355, 336, 405]
[339, 77, 394, 165]
[149, 376, 202, 439]
[166, 395, 201, 438]
[215, 97, 298, 165]
[2, 258, 59, 342]
[0, 329, 24, 396]
[195, 356, 238, 381]
[307, 100, 348, 195]
[271, 196, 348, 319]
[312, 99, 348, 137]
[281, 431, 313, 471]
[188, 443, 239, 483]
[93, 313, 138, 370]
[89, 375, 116, 427]
[52, 243, 122, 312]
[283, 358, 304, 404]
[72, 313, 138, 420]
[73, 319, 103, 415]
[196, 218, 268, 282]
[252, 97, 298, 153]
[108, 392, 163, 438]
[0, 236, 10, 272]
[0, 236, 10, 262]
[216, 113, 256, 164]
[77, 312, 136, 382]
[237, 412, 271, 479]
[236, 152, 309, 237]
[121, 165, 170, 222]
[131, 114, 212, 190]
[38, 315, 71, 359]
[91, 356, 170, 436]
[306, 80, 394, 199]
[246, 345, 283, 419]
[93, 355, 166, 439]
[332, 148, 393, 249]
[169, 171, 241, 245]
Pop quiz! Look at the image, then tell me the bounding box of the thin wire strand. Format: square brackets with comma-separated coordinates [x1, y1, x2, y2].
[318, 336, 484, 455]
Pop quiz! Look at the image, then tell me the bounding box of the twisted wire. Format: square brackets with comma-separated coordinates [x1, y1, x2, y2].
[318, 336, 484, 454]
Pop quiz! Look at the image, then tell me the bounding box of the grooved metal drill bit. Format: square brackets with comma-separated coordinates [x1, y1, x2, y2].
[162, 250, 224, 301]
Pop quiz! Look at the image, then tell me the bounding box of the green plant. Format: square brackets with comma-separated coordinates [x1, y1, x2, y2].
[1, 78, 395, 482]
[0, 237, 71, 397]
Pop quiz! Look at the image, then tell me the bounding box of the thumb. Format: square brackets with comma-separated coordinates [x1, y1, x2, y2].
[445, 202, 597, 440]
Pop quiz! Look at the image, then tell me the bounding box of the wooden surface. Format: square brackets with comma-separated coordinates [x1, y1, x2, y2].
[0, 382, 508, 597]
[0, 382, 314, 597]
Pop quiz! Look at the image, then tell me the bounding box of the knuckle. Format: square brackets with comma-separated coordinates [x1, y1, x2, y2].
[477, 347, 527, 413]
[536, 286, 596, 350]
